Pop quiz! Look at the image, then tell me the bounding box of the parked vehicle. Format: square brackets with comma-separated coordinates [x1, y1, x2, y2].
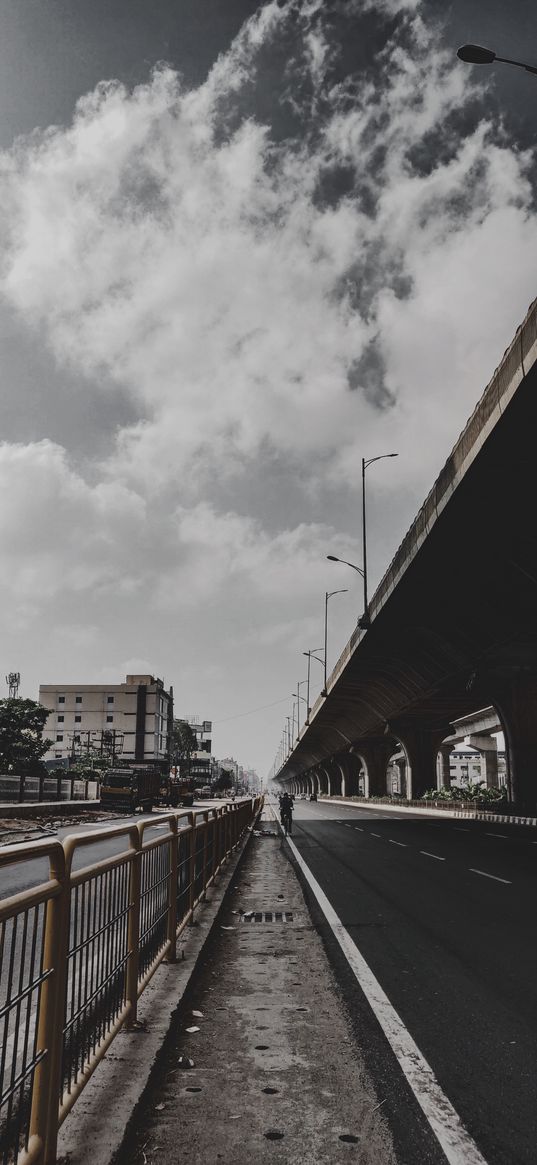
[309, 791, 317, 801]
[100, 768, 161, 813]
[198, 785, 213, 799]
[170, 777, 195, 807]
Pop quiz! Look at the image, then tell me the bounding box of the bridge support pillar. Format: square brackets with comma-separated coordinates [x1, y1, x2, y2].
[390, 724, 452, 801]
[467, 734, 499, 788]
[492, 676, 537, 812]
[437, 744, 453, 789]
[317, 766, 330, 796]
[343, 754, 361, 797]
[328, 761, 342, 797]
[352, 739, 397, 798]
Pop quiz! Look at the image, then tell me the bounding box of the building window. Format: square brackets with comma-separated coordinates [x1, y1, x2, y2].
[55, 752, 62, 759]
[58, 715, 64, 723]
[107, 696, 114, 704]
[106, 715, 114, 723]
[58, 695, 65, 704]
[76, 695, 82, 704]
[75, 715, 81, 723]
[56, 734, 64, 742]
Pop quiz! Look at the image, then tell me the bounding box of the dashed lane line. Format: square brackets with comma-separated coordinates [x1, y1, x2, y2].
[371, 833, 381, 838]
[469, 868, 511, 885]
[285, 835, 490, 1165]
[420, 851, 446, 861]
[485, 833, 509, 839]
[389, 840, 407, 847]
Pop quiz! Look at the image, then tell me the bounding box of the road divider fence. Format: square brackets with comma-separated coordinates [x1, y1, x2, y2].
[0, 797, 262, 1165]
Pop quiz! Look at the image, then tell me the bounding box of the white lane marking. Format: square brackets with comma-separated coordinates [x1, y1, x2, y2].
[285, 835, 489, 1165]
[485, 833, 509, 839]
[389, 840, 407, 847]
[344, 823, 352, 828]
[469, 868, 511, 885]
[420, 851, 445, 861]
[354, 827, 364, 831]
[454, 828, 470, 833]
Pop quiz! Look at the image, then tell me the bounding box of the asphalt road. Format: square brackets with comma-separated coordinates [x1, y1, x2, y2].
[285, 799, 537, 1165]
[0, 799, 228, 897]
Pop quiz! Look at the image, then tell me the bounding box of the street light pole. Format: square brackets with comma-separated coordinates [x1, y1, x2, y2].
[303, 648, 324, 723]
[294, 680, 307, 741]
[322, 589, 348, 697]
[360, 453, 398, 628]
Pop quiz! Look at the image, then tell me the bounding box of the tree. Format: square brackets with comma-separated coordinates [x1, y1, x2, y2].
[171, 720, 198, 777]
[0, 698, 53, 774]
[214, 768, 234, 792]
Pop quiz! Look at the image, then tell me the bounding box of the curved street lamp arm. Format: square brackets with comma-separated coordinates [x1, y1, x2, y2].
[327, 555, 364, 578]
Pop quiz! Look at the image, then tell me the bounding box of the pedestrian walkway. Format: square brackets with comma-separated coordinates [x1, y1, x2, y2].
[120, 807, 397, 1165]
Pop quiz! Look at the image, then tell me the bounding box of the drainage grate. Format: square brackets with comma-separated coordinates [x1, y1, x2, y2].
[241, 911, 294, 923]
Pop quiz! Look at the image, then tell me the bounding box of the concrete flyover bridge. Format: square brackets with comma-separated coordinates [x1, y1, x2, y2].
[278, 298, 537, 813]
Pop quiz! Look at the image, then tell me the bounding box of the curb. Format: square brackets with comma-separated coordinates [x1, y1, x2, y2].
[0, 800, 101, 819]
[57, 819, 258, 1165]
[318, 797, 537, 827]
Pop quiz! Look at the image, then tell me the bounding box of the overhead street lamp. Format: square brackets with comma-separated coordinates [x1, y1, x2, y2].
[360, 453, 398, 629]
[293, 680, 308, 743]
[457, 43, 537, 76]
[322, 589, 348, 697]
[327, 556, 364, 625]
[303, 648, 324, 724]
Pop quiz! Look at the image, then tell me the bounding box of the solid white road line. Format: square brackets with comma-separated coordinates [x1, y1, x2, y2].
[286, 835, 490, 1165]
[469, 869, 511, 885]
[420, 851, 446, 861]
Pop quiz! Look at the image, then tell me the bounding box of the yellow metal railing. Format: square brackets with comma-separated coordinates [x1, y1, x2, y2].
[0, 798, 262, 1165]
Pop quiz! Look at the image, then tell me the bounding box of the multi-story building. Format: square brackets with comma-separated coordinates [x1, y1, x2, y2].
[39, 675, 173, 767]
[175, 717, 213, 787]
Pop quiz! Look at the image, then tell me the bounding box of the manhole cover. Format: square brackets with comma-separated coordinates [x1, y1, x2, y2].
[241, 911, 294, 923]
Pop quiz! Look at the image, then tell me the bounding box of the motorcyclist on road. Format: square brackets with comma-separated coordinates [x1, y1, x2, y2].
[280, 791, 294, 836]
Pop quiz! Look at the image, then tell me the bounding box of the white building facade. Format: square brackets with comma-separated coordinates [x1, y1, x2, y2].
[39, 674, 173, 766]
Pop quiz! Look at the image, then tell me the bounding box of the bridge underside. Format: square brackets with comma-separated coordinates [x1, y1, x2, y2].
[279, 303, 537, 811]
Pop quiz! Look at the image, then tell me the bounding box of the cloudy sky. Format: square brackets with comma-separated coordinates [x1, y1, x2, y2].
[0, 0, 536, 777]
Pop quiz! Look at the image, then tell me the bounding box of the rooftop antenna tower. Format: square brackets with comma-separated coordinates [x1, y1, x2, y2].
[6, 672, 20, 698]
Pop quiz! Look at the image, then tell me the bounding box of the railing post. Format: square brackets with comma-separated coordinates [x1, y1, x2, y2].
[32, 846, 71, 1165]
[125, 828, 142, 1025]
[224, 805, 230, 858]
[19, 773, 25, 802]
[188, 811, 196, 922]
[202, 811, 209, 899]
[25, 848, 65, 1165]
[166, 815, 178, 962]
[214, 808, 220, 873]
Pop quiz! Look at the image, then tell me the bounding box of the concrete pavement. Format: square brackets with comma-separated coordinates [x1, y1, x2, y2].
[115, 806, 397, 1165]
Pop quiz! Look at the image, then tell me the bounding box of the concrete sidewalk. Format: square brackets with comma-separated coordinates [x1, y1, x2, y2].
[117, 807, 396, 1165]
